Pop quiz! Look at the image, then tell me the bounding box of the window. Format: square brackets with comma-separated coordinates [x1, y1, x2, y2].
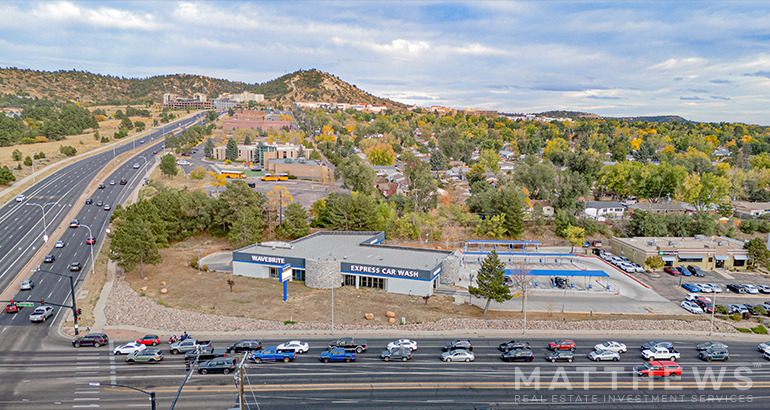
[269, 267, 280, 279]
[343, 274, 357, 287]
[292, 269, 305, 281]
[360, 276, 385, 289]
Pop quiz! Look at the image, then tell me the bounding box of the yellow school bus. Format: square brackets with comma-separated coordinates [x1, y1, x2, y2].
[261, 173, 289, 181]
[221, 170, 246, 179]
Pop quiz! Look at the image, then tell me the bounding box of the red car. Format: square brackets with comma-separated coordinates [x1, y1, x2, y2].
[548, 339, 576, 351]
[635, 360, 681, 377]
[696, 299, 714, 313]
[5, 302, 19, 314]
[136, 335, 160, 346]
[664, 266, 681, 276]
[86, 237, 96, 245]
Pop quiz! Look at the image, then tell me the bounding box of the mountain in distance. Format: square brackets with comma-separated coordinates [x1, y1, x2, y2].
[537, 110, 689, 123]
[0, 67, 407, 108]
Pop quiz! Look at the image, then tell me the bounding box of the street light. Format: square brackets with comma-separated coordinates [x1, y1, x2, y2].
[329, 271, 334, 335]
[36, 268, 80, 335]
[80, 224, 96, 276]
[709, 291, 717, 337]
[25, 202, 58, 242]
[90, 383, 155, 410]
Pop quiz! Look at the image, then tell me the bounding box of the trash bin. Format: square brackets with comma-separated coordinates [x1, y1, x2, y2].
[401, 317, 406, 325]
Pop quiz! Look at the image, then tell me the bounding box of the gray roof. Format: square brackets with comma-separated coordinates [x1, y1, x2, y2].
[628, 202, 687, 211]
[239, 231, 450, 271]
[268, 158, 322, 166]
[584, 201, 625, 209]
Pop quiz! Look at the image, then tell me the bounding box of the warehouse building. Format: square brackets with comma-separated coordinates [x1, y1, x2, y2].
[611, 235, 750, 270]
[232, 232, 461, 296]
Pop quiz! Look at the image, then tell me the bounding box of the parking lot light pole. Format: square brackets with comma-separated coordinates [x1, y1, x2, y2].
[90, 383, 155, 410]
[36, 268, 79, 335]
[710, 291, 716, 336]
[329, 271, 334, 335]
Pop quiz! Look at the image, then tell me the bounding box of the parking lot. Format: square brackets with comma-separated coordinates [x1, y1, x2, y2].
[645, 267, 770, 307]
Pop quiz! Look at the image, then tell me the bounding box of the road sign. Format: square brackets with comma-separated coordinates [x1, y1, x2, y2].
[16, 302, 34, 307]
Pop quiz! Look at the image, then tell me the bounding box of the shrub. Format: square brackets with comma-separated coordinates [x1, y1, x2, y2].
[202, 265, 209, 272]
[284, 320, 296, 325]
[224, 159, 232, 165]
[59, 145, 77, 157]
[38, 152, 45, 159]
[21, 137, 35, 144]
[35, 136, 48, 143]
[731, 312, 743, 321]
[11, 149, 22, 161]
[736, 327, 751, 333]
[23, 156, 32, 166]
[33, 153, 39, 160]
[288, 174, 298, 179]
[715, 305, 728, 314]
[752, 305, 767, 316]
[752, 325, 768, 334]
[190, 255, 199, 269]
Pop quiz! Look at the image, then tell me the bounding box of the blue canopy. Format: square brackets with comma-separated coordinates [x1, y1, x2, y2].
[504, 269, 609, 278]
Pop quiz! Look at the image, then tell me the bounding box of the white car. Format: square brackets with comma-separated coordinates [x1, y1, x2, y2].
[54, 240, 65, 248]
[697, 284, 714, 293]
[758, 341, 770, 353]
[588, 350, 620, 361]
[600, 253, 613, 261]
[387, 339, 418, 351]
[743, 284, 759, 294]
[681, 300, 704, 314]
[441, 349, 475, 362]
[113, 342, 147, 355]
[756, 284, 770, 294]
[632, 264, 644, 273]
[15, 194, 25, 202]
[276, 340, 309, 353]
[133, 163, 140, 169]
[708, 283, 722, 293]
[594, 341, 627, 353]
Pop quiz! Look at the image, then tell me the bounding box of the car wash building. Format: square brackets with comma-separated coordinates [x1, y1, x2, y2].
[232, 231, 461, 296]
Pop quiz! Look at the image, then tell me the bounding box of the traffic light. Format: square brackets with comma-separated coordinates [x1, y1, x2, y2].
[40, 299, 44, 305]
[77, 308, 82, 318]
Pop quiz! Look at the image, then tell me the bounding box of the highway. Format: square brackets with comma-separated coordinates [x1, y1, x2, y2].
[0, 335, 767, 409]
[0, 112, 205, 329]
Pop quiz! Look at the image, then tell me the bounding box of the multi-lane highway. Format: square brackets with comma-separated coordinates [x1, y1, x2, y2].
[0, 335, 767, 409]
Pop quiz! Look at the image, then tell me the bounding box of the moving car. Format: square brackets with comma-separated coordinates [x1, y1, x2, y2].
[103, 204, 111, 211]
[113, 342, 147, 355]
[545, 350, 574, 363]
[758, 341, 770, 353]
[697, 341, 729, 351]
[69, 219, 79, 228]
[635, 360, 681, 377]
[594, 341, 627, 353]
[96, 201, 103, 206]
[16, 194, 24, 202]
[5, 302, 19, 314]
[85, 198, 92, 205]
[29, 306, 54, 322]
[387, 339, 417, 351]
[501, 349, 535, 362]
[133, 163, 140, 169]
[72, 333, 109, 348]
[277, 340, 309, 353]
[227, 339, 262, 353]
[136, 335, 161, 346]
[98, 183, 105, 189]
[641, 341, 673, 350]
[642, 347, 680, 361]
[126, 349, 163, 364]
[55, 240, 65, 248]
[681, 300, 704, 314]
[109, 180, 115, 185]
[699, 348, 729, 362]
[588, 350, 620, 361]
[119, 179, 127, 185]
[548, 339, 576, 351]
[198, 358, 235, 373]
[499, 340, 531, 352]
[86, 237, 96, 245]
[69, 262, 81, 271]
[381, 348, 412, 362]
[20, 279, 33, 290]
[43, 254, 54, 263]
[442, 339, 472, 351]
[441, 349, 475, 362]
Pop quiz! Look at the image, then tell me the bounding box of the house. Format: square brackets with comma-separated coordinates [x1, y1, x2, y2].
[627, 201, 687, 215]
[529, 200, 554, 217]
[499, 150, 516, 160]
[733, 202, 770, 219]
[583, 201, 626, 221]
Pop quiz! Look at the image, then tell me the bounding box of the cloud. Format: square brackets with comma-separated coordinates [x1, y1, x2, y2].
[744, 71, 770, 79]
[680, 96, 704, 100]
[710, 79, 732, 84]
[680, 89, 709, 93]
[710, 96, 731, 100]
[586, 95, 622, 100]
[673, 77, 683, 81]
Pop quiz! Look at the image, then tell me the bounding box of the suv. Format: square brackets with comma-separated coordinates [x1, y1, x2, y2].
[43, 254, 55, 263]
[501, 349, 534, 362]
[227, 340, 262, 353]
[98, 183, 105, 189]
[69, 219, 79, 228]
[548, 339, 576, 351]
[198, 358, 236, 374]
[552, 277, 569, 288]
[72, 333, 109, 348]
[442, 339, 473, 351]
[687, 265, 706, 277]
[635, 360, 681, 377]
[699, 348, 729, 362]
[381, 348, 412, 362]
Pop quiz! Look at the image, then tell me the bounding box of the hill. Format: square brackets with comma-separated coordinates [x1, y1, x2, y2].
[537, 110, 601, 119]
[610, 115, 690, 123]
[0, 68, 407, 109]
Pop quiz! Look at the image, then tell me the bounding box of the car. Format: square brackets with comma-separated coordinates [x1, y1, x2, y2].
[685, 293, 709, 302]
[699, 348, 729, 362]
[86, 237, 96, 245]
[119, 179, 127, 185]
[320, 348, 356, 363]
[697, 341, 729, 351]
[601, 252, 613, 261]
[620, 263, 636, 273]
[126, 349, 164, 364]
[758, 341, 770, 353]
[741, 303, 759, 315]
[98, 183, 105, 189]
[442, 339, 472, 351]
[29, 306, 54, 322]
[20, 279, 33, 290]
[133, 163, 140, 169]
[545, 350, 574, 363]
[72, 333, 109, 348]
[552, 276, 569, 288]
[103, 204, 111, 211]
[764, 350, 770, 361]
[387, 339, 418, 351]
[198, 358, 235, 373]
[756, 284, 770, 294]
[5, 302, 19, 314]
[708, 283, 722, 293]
[588, 350, 620, 361]
[441, 349, 475, 362]
[276, 340, 308, 353]
[635, 360, 681, 377]
[85, 198, 92, 205]
[697, 283, 714, 293]
[69, 219, 79, 228]
[594, 341, 627, 353]
[69, 262, 81, 271]
[136, 335, 161, 346]
[681, 300, 704, 314]
[140, 140, 144, 144]
[664, 266, 681, 276]
[743, 284, 760, 294]
[548, 339, 576, 351]
[696, 299, 714, 313]
[16, 194, 24, 202]
[54, 240, 65, 248]
[728, 304, 749, 314]
[381, 348, 412, 362]
[687, 265, 706, 277]
[641, 340, 673, 350]
[93, 201, 103, 208]
[681, 283, 700, 292]
[727, 284, 746, 294]
[114, 342, 147, 355]
[43, 254, 54, 263]
[153, 151, 157, 154]
[109, 180, 115, 185]
[498, 340, 531, 352]
[227, 339, 262, 353]
[501, 349, 535, 362]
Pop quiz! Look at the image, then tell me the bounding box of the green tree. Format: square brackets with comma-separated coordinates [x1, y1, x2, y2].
[190, 166, 207, 180]
[744, 238, 770, 270]
[430, 150, 449, 171]
[206, 110, 218, 123]
[468, 250, 511, 315]
[109, 219, 162, 280]
[244, 135, 251, 146]
[93, 131, 100, 141]
[120, 116, 134, 130]
[513, 162, 556, 200]
[228, 108, 235, 117]
[277, 202, 310, 239]
[159, 154, 178, 177]
[479, 149, 500, 172]
[645, 256, 664, 271]
[309, 150, 322, 161]
[491, 185, 526, 238]
[335, 155, 376, 195]
[134, 121, 146, 132]
[401, 151, 437, 212]
[204, 138, 214, 157]
[225, 138, 238, 161]
[228, 208, 264, 248]
[563, 225, 586, 253]
[11, 149, 22, 161]
[0, 165, 15, 185]
[23, 156, 32, 166]
[164, 132, 179, 151]
[677, 172, 730, 211]
[627, 210, 668, 237]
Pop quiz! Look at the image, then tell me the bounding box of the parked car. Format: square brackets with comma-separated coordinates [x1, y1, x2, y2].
[276, 340, 308, 354]
[441, 349, 475, 362]
[696, 299, 714, 313]
[756, 284, 770, 294]
[697, 341, 729, 351]
[501, 349, 535, 362]
[442, 339, 472, 351]
[632, 264, 644, 273]
[126, 349, 163, 364]
[548, 339, 576, 351]
[728, 304, 749, 315]
[136, 335, 161, 346]
[635, 360, 681, 377]
[727, 284, 746, 294]
[687, 265, 706, 277]
[681, 300, 704, 314]
[699, 348, 729, 362]
[387, 339, 418, 351]
[685, 293, 709, 302]
[20, 279, 34, 290]
[743, 284, 760, 294]
[381, 348, 412, 362]
[588, 350, 620, 361]
[114, 342, 147, 355]
[664, 266, 681, 276]
[681, 283, 700, 292]
[499, 340, 531, 352]
[697, 284, 714, 293]
[708, 283, 722, 293]
[72, 333, 109, 348]
[545, 350, 574, 363]
[594, 341, 627, 353]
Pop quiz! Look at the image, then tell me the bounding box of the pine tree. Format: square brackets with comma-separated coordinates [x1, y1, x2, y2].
[468, 250, 511, 315]
[109, 219, 162, 280]
[204, 138, 214, 157]
[226, 138, 238, 161]
[159, 154, 178, 176]
[244, 135, 251, 146]
[430, 150, 448, 171]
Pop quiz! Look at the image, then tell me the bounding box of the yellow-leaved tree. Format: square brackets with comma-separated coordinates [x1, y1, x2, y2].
[266, 185, 294, 224]
[365, 143, 396, 166]
[208, 171, 227, 187]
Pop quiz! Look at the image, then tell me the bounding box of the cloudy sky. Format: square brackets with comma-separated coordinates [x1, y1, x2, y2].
[1, 1, 769, 124]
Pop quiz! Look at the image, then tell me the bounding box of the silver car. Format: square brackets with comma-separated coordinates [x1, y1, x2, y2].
[441, 349, 475, 362]
[29, 306, 54, 322]
[588, 349, 620, 361]
[20, 280, 34, 290]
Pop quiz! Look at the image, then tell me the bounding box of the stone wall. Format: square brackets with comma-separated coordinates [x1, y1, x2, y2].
[441, 254, 462, 284]
[305, 259, 341, 289]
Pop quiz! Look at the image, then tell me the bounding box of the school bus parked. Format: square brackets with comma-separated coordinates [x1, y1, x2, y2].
[221, 170, 247, 179]
[261, 173, 289, 181]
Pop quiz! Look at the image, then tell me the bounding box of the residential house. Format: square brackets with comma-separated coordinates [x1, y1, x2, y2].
[583, 201, 626, 221]
[733, 202, 770, 219]
[627, 201, 688, 215]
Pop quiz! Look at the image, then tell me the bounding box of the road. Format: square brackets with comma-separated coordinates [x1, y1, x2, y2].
[0, 335, 767, 409]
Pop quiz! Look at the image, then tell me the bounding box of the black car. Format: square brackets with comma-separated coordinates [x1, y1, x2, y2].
[119, 179, 127, 185]
[85, 198, 92, 205]
[381, 348, 412, 362]
[442, 339, 473, 351]
[43, 254, 55, 263]
[727, 284, 746, 294]
[184, 348, 228, 362]
[498, 340, 531, 352]
[641, 340, 674, 350]
[98, 183, 105, 189]
[69, 262, 81, 271]
[545, 350, 574, 363]
[227, 340, 261, 353]
[687, 265, 706, 277]
[552, 277, 569, 288]
[501, 349, 535, 362]
[198, 358, 236, 374]
[72, 333, 109, 348]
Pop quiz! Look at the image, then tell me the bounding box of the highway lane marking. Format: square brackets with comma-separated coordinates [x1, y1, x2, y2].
[0, 202, 69, 279]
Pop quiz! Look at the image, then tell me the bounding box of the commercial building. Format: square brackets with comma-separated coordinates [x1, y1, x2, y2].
[232, 232, 460, 296]
[611, 236, 750, 270]
[267, 158, 329, 181]
[163, 93, 212, 109]
[222, 118, 292, 132]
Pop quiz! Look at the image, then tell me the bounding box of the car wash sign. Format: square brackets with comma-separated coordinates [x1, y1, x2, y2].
[341, 262, 434, 280]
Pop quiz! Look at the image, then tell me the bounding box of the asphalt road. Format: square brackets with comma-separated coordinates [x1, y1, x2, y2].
[2, 335, 768, 409]
[0, 113, 205, 327]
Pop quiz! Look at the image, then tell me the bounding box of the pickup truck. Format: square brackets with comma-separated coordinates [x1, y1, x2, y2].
[328, 337, 367, 353]
[169, 339, 212, 355]
[320, 348, 356, 363]
[641, 347, 680, 361]
[251, 347, 296, 363]
[184, 347, 228, 361]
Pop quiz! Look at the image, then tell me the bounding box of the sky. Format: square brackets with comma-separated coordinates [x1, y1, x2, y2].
[1, 1, 770, 124]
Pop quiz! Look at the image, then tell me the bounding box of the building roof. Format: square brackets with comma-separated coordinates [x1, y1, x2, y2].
[733, 201, 770, 211]
[627, 202, 687, 211]
[268, 158, 322, 166]
[584, 201, 625, 209]
[613, 236, 747, 253]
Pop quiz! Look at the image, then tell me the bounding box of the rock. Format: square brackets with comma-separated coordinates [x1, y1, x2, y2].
[364, 313, 374, 320]
[388, 317, 396, 324]
[160, 288, 168, 294]
[160, 281, 167, 286]
[386, 311, 396, 318]
[141, 286, 147, 292]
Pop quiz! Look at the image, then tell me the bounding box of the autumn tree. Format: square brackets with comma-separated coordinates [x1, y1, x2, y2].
[365, 142, 396, 166]
[266, 185, 293, 225]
